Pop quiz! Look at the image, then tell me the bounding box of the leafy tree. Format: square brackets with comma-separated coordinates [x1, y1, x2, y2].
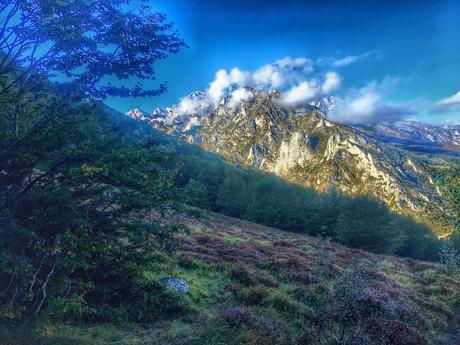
[432, 166, 460, 231]
[0, 0, 186, 141]
[0, 0, 186, 321]
[183, 179, 211, 210]
[336, 197, 405, 254]
[0, 0, 186, 98]
[448, 230, 460, 251]
[216, 172, 249, 217]
[0, 99, 183, 320]
[394, 217, 439, 260]
[245, 179, 280, 226]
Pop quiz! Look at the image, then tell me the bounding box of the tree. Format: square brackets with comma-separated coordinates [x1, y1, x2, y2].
[0, 0, 186, 139]
[216, 172, 249, 217]
[394, 217, 439, 260]
[0, 0, 186, 321]
[0, 100, 183, 320]
[183, 179, 211, 210]
[245, 179, 279, 226]
[336, 197, 405, 254]
[0, 0, 186, 98]
[439, 242, 460, 276]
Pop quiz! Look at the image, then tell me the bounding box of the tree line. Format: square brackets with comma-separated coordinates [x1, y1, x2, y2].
[174, 147, 441, 260]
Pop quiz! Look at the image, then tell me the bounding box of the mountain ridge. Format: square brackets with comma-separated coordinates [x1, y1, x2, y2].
[127, 89, 460, 235]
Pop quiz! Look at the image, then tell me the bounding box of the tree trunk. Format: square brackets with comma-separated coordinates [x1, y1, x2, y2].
[35, 260, 56, 314]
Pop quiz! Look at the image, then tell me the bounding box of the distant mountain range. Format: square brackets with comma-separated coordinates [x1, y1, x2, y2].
[127, 88, 459, 235]
[355, 121, 460, 155]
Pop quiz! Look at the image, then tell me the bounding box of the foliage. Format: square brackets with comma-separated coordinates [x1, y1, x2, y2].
[0, 0, 187, 323]
[430, 165, 460, 231]
[0, 94, 185, 321]
[439, 242, 460, 276]
[335, 197, 405, 254]
[0, 0, 186, 99]
[182, 179, 211, 210]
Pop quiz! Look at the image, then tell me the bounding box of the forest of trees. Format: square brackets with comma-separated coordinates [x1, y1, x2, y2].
[174, 147, 442, 260]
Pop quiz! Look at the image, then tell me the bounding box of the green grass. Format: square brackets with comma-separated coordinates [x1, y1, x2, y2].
[1, 213, 459, 345]
[298, 244, 316, 253]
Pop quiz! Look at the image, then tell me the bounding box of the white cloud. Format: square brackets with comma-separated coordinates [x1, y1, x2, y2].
[429, 90, 460, 116]
[252, 57, 314, 89]
[439, 90, 460, 105]
[253, 64, 285, 88]
[229, 68, 251, 86]
[319, 51, 382, 68]
[329, 82, 380, 123]
[208, 69, 230, 104]
[177, 56, 442, 124]
[276, 57, 312, 70]
[171, 91, 211, 118]
[156, 51, 460, 125]
[280, 80, 320, 106]
[177, 52, 386, 113]
[227, 87, 255, 109]
[177, 96, 202, 114]
[205, 57, 317, 105]
[176, 55, 435, 124]
[331, 56, 359, 67]
[349, 85, 380, 114]
[322, 72, 341, 94]
[207, 68, 251, 104]
[328, 81, 415, 123]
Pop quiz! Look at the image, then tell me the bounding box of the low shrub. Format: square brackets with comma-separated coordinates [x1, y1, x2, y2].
[238, 286, 270, 305]
[222, 307, 255, 327]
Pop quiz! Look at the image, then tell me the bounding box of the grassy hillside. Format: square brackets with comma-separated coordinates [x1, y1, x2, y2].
[3, 210, 459, 345]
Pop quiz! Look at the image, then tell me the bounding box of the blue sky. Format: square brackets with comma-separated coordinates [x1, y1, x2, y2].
[107, 0, 460, 124]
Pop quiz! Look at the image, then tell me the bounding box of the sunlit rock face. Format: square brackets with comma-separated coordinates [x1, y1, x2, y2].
[127, 89, 459, 234]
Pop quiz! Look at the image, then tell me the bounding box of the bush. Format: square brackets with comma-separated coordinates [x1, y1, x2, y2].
[302, 261, 429, 345]
[222, 306, 255, 327]
[439, 242, 460, 276]
[183, 179, 211, 209]
[238, 286, 269, 305]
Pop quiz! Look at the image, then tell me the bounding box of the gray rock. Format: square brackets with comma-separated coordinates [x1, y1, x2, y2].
[159, 278, 189, 295]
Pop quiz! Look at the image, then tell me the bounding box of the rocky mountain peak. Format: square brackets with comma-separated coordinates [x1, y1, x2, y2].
[126, 108, 150, 121]
[310, 96, 336, 113]
[126, 89, 459, 235]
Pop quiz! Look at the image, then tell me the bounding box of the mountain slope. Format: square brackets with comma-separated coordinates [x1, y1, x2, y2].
[127, 90, 460, 235]
[16, 209, 459, 345]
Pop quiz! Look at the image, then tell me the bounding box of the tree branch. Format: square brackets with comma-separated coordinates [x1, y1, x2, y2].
[0, 43, 54, 95]
[0, 1, 20, 44]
